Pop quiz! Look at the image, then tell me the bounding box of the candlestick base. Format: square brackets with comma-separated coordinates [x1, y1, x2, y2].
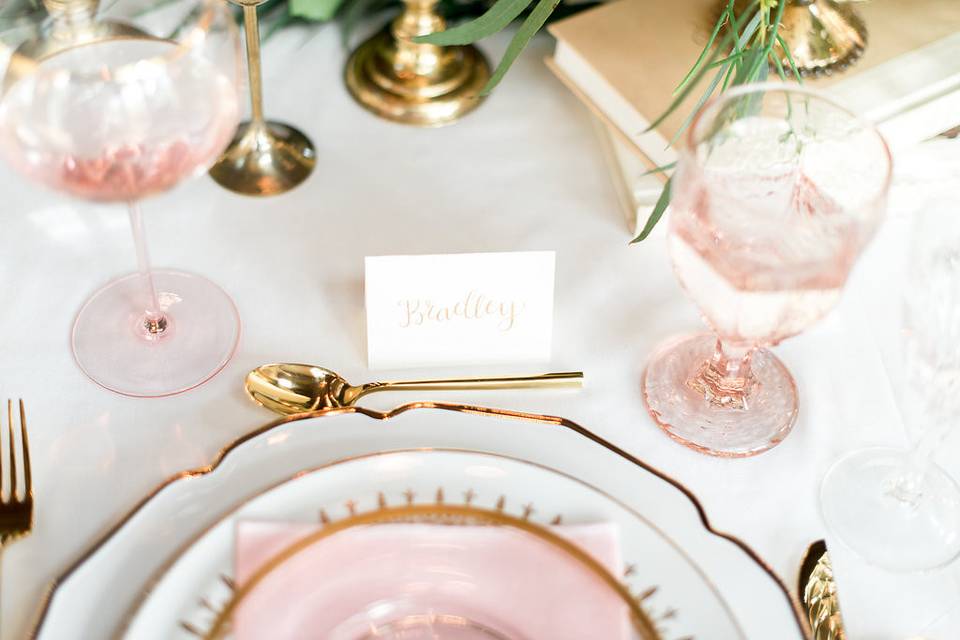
[345, 26, 490, 127]
[775, 0, 868, 77]
[208, 120, 316, 196]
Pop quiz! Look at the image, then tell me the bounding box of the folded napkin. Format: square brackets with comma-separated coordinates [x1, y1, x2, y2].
[234, 520, 629, 639]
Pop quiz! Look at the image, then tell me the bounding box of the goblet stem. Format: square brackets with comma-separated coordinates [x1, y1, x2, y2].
[884, 419, 954, 508]
[126, 201, 167, 336]
[241, 5, 265, 126]
[686, 338, 756, 410]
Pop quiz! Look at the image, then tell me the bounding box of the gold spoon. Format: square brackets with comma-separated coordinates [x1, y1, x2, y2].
[245, 363, 584, 415]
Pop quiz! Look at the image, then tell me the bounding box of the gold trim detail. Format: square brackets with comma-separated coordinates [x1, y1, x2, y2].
[201, 503, 661, 639]
[26, 402, 811, 639]
[122, 451, 721, 640]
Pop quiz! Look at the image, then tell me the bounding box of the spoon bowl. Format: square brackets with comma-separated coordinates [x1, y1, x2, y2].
[245, 364, 358, 414]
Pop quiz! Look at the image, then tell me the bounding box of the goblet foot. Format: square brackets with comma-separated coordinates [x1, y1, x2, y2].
[821, 447, 960, 571]
[208, 120, 316, 196]
[71, 270, 240, 397]
[641, 333, 799, 457]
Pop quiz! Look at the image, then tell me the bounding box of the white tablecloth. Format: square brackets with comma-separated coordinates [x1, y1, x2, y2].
[0, 23, 958, 640]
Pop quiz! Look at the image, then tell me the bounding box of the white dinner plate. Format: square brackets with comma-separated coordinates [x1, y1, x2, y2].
[30, 404, 807, 639]
[121, 449, 742, 639]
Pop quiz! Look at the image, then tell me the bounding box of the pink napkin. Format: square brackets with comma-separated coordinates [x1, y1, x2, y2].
[234, 520, 630, 639]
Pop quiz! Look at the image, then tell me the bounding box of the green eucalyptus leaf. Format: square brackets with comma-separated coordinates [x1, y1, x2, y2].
[478, 0, 562, 95]
[415, 0, 534, 47]
[291, 0, 344, 22]
[669, 59, 728, 146]
[733, 45, 762, 84]
[674, 0, 734, 95]
[644, 6, 761, 134]
[631, 176, 672, 243]
[641, 161, 676, 177]
[776, 33, 802, 81]
[770, 50, 786, 79]
[643, 39, 721, 133]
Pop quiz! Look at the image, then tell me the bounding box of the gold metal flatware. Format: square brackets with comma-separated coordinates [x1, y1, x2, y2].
[244, 363, 584, 414]
[799, 539, 845, 640]
[208, 0, 316, 196]
[0, 399, 33, 602]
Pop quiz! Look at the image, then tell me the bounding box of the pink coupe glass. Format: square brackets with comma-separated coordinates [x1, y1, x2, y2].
[642, 84, 892, 457]
[0, 0, 243, 396]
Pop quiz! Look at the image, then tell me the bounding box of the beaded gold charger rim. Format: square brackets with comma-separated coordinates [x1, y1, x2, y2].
[123, 447, 724, 640]
[201, 502, 660, 639]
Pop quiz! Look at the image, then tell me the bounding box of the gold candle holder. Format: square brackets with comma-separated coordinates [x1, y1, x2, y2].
[344, 0, 491, 127]
[774, 0, 867, 77]
[209, 0, 316, 197]
[3, 0, 149, 92]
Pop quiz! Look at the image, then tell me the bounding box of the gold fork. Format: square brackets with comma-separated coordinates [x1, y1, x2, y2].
[0, 399, 32, 548]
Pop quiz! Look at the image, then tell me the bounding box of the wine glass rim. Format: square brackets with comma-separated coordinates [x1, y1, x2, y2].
[2, 0, 228, 87]
[683, 81, 894, 197]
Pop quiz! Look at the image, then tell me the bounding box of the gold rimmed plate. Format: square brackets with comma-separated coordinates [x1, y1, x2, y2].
[196, 502, 660, 639]
[27, 403, 810, 639]
[120, 449, 729, 639]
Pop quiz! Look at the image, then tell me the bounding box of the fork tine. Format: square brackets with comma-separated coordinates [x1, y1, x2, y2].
[1, 399, 8, 502]
[7, 399, 17, 501]
[19, 399, 31, 498]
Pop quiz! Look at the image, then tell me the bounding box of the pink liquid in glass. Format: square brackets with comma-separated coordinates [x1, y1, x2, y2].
[671, 163, 860, 346]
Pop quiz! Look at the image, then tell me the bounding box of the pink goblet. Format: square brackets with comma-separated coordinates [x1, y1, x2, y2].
[642, 84, 891, 457]
[0, 0, 243, 396]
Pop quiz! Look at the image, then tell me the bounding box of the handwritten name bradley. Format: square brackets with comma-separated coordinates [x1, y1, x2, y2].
[398, 291, 525, 331]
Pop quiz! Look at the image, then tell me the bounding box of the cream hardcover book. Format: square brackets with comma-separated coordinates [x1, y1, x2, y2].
[590, 118, 663, 237]
[548, 0, 960, 171]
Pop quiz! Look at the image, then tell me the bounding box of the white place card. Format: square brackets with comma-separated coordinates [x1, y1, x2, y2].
[365, 251, 556, 369]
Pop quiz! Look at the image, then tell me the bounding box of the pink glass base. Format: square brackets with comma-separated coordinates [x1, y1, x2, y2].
[641, 333, 799, 457]
[71, 270, 240, 397]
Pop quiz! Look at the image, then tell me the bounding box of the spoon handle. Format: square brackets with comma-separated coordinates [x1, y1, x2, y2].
[359, 372, 584, 398]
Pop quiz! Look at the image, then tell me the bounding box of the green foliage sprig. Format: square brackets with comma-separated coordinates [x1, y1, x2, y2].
[228, 0, 597, 47]
[417, 0, 800, 241]
[633, 0, 800, 242]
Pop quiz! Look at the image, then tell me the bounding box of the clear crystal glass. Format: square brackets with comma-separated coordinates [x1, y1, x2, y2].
[821, 197, 960, 571]
[0, 0, 243, 396]
[642, 83, 892, 457]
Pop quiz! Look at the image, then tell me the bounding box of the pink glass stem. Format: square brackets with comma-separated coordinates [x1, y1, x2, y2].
[686, 339, 756, 410]
[127, 201, 167, 336]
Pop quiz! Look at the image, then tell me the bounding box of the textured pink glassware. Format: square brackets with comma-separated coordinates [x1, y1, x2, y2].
[0, 3, 243, 396]
[232, 521, 629, 640]
[642, 84, 892, 457]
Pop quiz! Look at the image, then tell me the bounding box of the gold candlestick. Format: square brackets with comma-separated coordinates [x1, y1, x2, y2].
[774, 0, 867, 77]
[344, 0, 491, 127]
[3, 0, 149, 93]
[209, 0, 316, 197]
